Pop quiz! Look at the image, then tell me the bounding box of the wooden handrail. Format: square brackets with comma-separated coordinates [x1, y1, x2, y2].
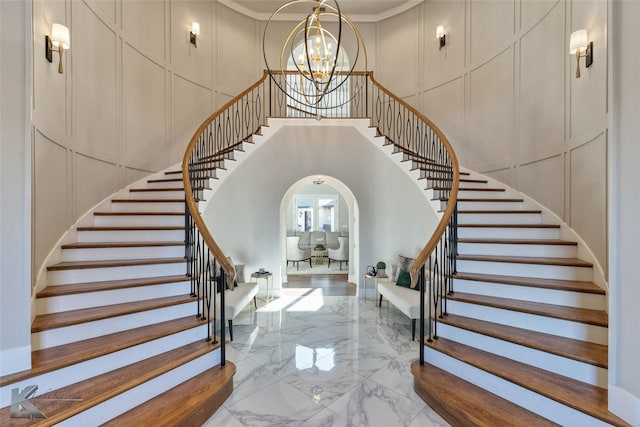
[367, 72, 460, 286]
[181, 70, 270, 289]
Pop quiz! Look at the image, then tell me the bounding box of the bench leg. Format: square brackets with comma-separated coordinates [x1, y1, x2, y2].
[308, 258, 312, 268]
[254, 295, 257, 309]
[228, 319, 233, 342]
[378, 294, 383, 307]
[412, 319, 416, 341]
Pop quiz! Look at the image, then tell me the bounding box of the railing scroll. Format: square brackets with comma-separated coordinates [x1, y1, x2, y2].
[182, 71, 270, 366]
[367, 73, 460, 363]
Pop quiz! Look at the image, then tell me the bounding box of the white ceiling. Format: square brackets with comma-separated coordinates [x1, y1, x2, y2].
[219, 0, 422, 22]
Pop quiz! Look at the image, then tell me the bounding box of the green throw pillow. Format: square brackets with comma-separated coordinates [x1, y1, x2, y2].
[396, 269, 412, 288]
[396, 269, 420, 291]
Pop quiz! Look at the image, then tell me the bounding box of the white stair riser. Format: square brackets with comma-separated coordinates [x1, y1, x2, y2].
[457, 242, 577, 258]
[94, 215, 184, 227]
[77, 229, 184, 242]
[458, 181, 489, 189]
[36, 282, 190, 314]
[32, 301, 198, 349]
[457, 213, 541, 225]
[438, 323, 607, 387]
[446, 300, 607, 344]
[458, 227, 559, 240]
[129, 190, 185, 199]
[424, 347, 611, 427]
[452, 278, 606, 310]
[449, 201, 524, 211]
[444, 190, 507, 199]
[111, 202, 184, 213]
[0, 326, 210, 407]
[48, 262, 186, 285]
[62, 245, 184, 262]
[457, 259, 592, 281]
[62, 350, 221, 426]
[146, 180, 184, 189]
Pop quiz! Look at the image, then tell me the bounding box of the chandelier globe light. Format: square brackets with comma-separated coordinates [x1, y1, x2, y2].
[263, 0, 367, 117]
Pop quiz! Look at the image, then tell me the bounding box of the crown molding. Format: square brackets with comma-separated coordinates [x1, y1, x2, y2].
[217, 0, 423, 23]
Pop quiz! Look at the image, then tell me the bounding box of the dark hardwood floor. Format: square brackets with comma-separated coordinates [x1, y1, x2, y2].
[284, 274, 356, 296]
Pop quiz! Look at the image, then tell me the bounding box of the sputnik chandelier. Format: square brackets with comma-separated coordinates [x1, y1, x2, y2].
[263, 0, 367, 116]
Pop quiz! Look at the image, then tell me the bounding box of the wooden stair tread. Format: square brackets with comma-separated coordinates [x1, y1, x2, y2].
[48, 257, 186, 271]
[457, 254, 592, 267]
[111, 198, 184, 203]
[0, 316, 206, 387]
[32, 294, 197, 332]
[457, 209, 542, 214]
[148, 178, 182, 183]
[453, 272, 604, 294]
[0, 341, 221, 426]
[77, 225, 183, 231]
[411, 361, 557, 427]
[457, 238, 575, 245]
[436, 187, 505, 192]
[130, 188, 183, 192]
[418, 167, 469, 175]
[458, 223, 559, 228]
[439, 197, 523, 202]
[457, 253, 590, 266]
[423, 177, 487, 183]
[448, 292, 608, 326]
[440, 314, 608, 368]
[62, 241, 184, 249]
[164, 170, 183, 175]
[94, 211, 184, 216]
[425, 338, 629, 426]
[37, 275, 189, 298]
[103, 363, 235, 426]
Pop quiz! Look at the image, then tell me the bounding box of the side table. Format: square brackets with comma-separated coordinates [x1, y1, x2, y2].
[251, 271, 273, 303]
[363, 274, 388, 301]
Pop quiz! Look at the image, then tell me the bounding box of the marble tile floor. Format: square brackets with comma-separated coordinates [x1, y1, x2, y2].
[203, 287, 450, 427]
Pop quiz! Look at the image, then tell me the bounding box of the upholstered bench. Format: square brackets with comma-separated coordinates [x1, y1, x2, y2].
[377, 278, 422, 341]
[215, 263, 259, 341]
[222, 281, 258, 341]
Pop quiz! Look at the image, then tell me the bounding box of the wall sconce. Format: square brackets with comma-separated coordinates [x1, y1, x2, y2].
[435, 25, 446, 50]
[190, 21, 200, 47]
[313, 176, 324, 185]
[569, 29, 593, 78]
[45, 23, 70, 74]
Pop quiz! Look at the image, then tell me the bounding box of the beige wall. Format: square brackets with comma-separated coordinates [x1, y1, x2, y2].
[31, 0, 261, 279]
[375, 0, 609, 276]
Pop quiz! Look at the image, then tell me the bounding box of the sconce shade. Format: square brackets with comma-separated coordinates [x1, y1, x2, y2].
[191, 21, 200, 36]
[51, 23, 70, 50]
[435, 25, 445, 39]
[569, 29, 587, 54]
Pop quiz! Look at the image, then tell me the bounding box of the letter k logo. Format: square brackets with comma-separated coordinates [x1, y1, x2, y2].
[10, 385, 47, 419]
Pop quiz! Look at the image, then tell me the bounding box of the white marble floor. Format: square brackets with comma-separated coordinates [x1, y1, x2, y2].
[203, 287, 450, 427]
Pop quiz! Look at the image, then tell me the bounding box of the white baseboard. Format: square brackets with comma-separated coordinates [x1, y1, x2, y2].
[0, 345, 31, 376]
[609, 385, 640, 426]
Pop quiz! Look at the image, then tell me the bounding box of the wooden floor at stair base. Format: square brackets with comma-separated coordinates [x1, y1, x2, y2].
[411, 360, 559, 427]
[102, 362, 235, 427]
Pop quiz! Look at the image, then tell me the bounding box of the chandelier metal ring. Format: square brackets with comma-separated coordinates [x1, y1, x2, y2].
[263, 0, 367, 114]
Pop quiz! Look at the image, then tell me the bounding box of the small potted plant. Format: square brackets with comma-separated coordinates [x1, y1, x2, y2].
[376, 261, 387, 277]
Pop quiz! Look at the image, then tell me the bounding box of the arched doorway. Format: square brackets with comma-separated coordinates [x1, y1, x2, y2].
[280, 175, 359, 291]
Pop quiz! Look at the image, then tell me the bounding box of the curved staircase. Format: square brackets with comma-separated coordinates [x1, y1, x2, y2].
[0, 168, 237, 425]
[405, 166, 629, 426]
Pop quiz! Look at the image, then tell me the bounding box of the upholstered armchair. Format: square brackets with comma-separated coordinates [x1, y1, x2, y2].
[328, 236, 349, 270]
[287, 235, 312, 270]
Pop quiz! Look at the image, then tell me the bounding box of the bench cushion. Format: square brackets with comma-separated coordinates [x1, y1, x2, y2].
[218, 282, 259, 320]
[378, 280, 421, 319]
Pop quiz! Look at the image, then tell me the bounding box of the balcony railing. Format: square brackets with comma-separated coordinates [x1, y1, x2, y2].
[182, 70, 459, 366]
